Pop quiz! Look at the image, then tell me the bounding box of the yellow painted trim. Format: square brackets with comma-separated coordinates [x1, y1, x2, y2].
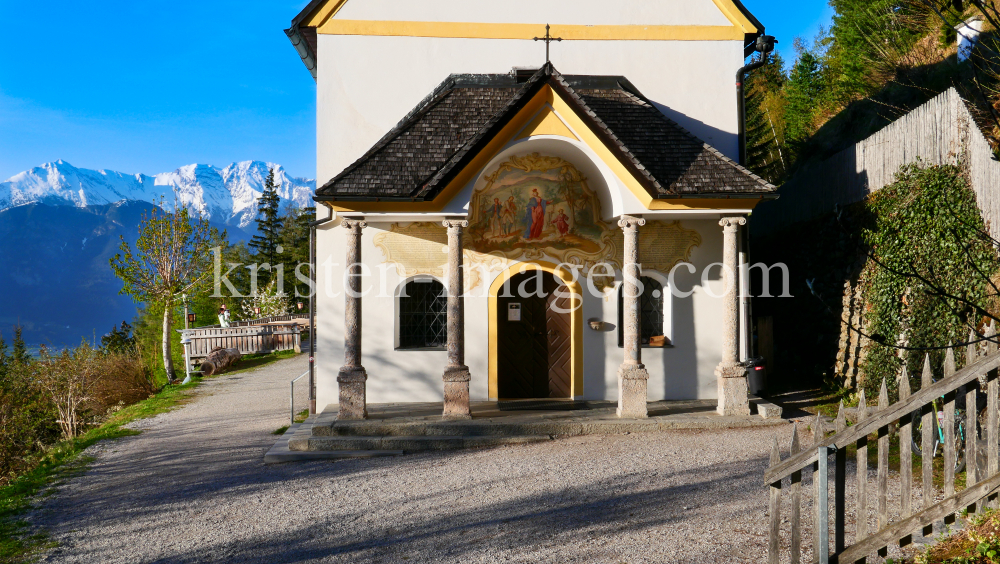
[488, 261, 584, 400]
[514, 105, 578, 141]
[304, 0, 349, 27]
[647, 198, 762, 211]
[318, 20, 745, 41]
[710, 0, 759, 34]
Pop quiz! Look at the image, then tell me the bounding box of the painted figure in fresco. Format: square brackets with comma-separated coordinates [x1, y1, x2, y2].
[486, 197, 503, 237]
[501, 196, 517, 236]
[523, 188, 552, 240]
[551, 208, 570, 237]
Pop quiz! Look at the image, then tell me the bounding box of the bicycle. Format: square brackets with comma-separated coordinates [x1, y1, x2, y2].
[909, 396, 967, 473]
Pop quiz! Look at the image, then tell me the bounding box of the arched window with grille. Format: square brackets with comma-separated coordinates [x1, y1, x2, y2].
[397, 279, 447, 350]
[618, 276, 669, 347]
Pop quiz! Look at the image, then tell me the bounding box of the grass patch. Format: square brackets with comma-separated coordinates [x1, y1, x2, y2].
[272, 409, 310, 436]
[225, 350, 297, 375]
[0, 379, 202, 563]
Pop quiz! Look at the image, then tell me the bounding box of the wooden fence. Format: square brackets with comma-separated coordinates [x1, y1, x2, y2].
[179, 324, 302, 362]
[765, 333, 1000, 563]
[753, 88, 1000, 240]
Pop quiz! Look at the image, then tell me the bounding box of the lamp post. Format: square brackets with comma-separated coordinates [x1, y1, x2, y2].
[296, 301, 304, 311]
[183, 294, 189, 330]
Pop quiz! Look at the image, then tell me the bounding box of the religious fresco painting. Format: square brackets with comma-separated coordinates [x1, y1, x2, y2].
[467, 153, 617, 266]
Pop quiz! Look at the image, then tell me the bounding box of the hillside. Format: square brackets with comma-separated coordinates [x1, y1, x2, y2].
[0, 201, 250, 347]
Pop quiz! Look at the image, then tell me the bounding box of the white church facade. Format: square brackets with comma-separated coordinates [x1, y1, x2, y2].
[285, 0, 776, 419]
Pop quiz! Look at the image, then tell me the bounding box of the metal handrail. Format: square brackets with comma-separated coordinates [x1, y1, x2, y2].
[290, 371, 308, 425]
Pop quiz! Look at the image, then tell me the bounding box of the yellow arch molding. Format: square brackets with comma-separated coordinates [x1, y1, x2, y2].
[488, 261, 584, 401]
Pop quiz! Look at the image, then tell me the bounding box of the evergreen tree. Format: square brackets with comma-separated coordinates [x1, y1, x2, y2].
[249, 168, 284, 270]
[0, 331, 8, 384]
[745, 51, 788, 183]
[784, 51, 824, 144]
[827, 0, 919, 102]
[279, 206, 315, 300]
[11, 325, 29, 366]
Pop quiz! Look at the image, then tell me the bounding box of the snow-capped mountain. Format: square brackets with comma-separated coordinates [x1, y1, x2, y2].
[0, 160, 315, 228]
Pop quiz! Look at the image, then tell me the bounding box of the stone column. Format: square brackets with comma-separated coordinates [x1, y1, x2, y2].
[337, 218, 368, 420]
[716, 216, 750, 416]
[442, 219, 472, 420]
[617, 215, 650, 419]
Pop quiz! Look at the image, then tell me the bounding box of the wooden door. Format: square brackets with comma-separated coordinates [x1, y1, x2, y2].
[497, 271, 572, 399]
[545, 289, 572, 398]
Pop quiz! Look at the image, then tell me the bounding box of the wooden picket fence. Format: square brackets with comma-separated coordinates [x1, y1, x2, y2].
[180, 324, 302, 362]
[766, 335, 1000, 563]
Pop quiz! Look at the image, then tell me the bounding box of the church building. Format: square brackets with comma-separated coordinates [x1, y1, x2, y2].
[285, 0, 776, 420]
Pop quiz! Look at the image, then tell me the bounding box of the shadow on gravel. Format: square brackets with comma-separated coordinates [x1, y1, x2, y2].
[120, 455, 768, 564]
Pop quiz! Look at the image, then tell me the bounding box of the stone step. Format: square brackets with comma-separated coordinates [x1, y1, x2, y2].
[289, 434, 553, 452]
[311, 418, 679, 437]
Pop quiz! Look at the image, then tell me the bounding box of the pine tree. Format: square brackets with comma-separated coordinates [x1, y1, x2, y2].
[279, 206, 315, 300]
[11, 325, 29, 366]
[249, 168, 284, 269]
[745, 51, 787, 183]
[0, 331, 8, 384]
[785, 51, 824, 144]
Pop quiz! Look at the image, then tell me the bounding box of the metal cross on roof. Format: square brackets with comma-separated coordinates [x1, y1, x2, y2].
[533, 24, 563, 63]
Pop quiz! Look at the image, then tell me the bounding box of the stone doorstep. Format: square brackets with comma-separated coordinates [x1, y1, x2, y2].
[264, 420, 403, 463]
[749, 395, 784, 419]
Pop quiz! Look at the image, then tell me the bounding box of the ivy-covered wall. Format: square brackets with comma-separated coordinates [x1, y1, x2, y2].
[751, 162, 998, 401]
[860, 163, 998, 399]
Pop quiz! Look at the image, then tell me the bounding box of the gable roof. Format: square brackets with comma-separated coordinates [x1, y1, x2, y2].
[285, 1, 766, 80]
[315, 64, 775, 204]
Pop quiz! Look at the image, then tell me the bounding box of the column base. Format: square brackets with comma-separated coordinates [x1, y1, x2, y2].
[715, 363, 750, 416]
[337, 366, 368, 420]
[443, 365, 472, 420]
[616, 364, 649, 419]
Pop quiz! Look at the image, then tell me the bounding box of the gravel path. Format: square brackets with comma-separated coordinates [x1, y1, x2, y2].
[27, 354, 814, 563]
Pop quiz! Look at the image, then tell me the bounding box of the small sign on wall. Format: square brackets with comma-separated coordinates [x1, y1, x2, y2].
[507, 303, 521, 321]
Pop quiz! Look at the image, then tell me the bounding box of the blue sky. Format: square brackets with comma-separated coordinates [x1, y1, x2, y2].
[0, 1, 831, 182]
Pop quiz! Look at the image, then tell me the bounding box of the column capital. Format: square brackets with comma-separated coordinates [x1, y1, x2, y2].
[342, 218, 367, 230]
[618, 215, 646, 229]
[442, 219, 469, 229]
[719, 216, 747, 230]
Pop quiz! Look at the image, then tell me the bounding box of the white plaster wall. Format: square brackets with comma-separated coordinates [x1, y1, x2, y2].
[316, 33, 744, 184]
[314, 216, 727, 408]
[335, 0, 732, 26]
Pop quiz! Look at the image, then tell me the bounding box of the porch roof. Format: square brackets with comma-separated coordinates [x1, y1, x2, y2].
[314, 64, 775, 204]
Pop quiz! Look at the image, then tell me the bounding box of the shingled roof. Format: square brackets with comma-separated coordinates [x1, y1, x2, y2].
[315, 64, 775, 203]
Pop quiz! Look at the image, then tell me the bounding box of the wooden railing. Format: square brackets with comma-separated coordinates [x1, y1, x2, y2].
[766, 341, 1000, 563]
[198, 313, 309, 329]
[179, 325, 302, 361]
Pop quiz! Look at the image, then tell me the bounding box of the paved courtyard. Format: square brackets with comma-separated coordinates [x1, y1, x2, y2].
[29, 353, 800, 564]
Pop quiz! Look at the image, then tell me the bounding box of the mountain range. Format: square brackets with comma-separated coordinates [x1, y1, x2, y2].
[0, 160, 315, 229]
[0, 160, 315, 347]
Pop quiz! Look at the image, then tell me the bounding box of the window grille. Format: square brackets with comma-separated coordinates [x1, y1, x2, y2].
[618, 276, 665, 346]
[398, 280, 447, 349]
